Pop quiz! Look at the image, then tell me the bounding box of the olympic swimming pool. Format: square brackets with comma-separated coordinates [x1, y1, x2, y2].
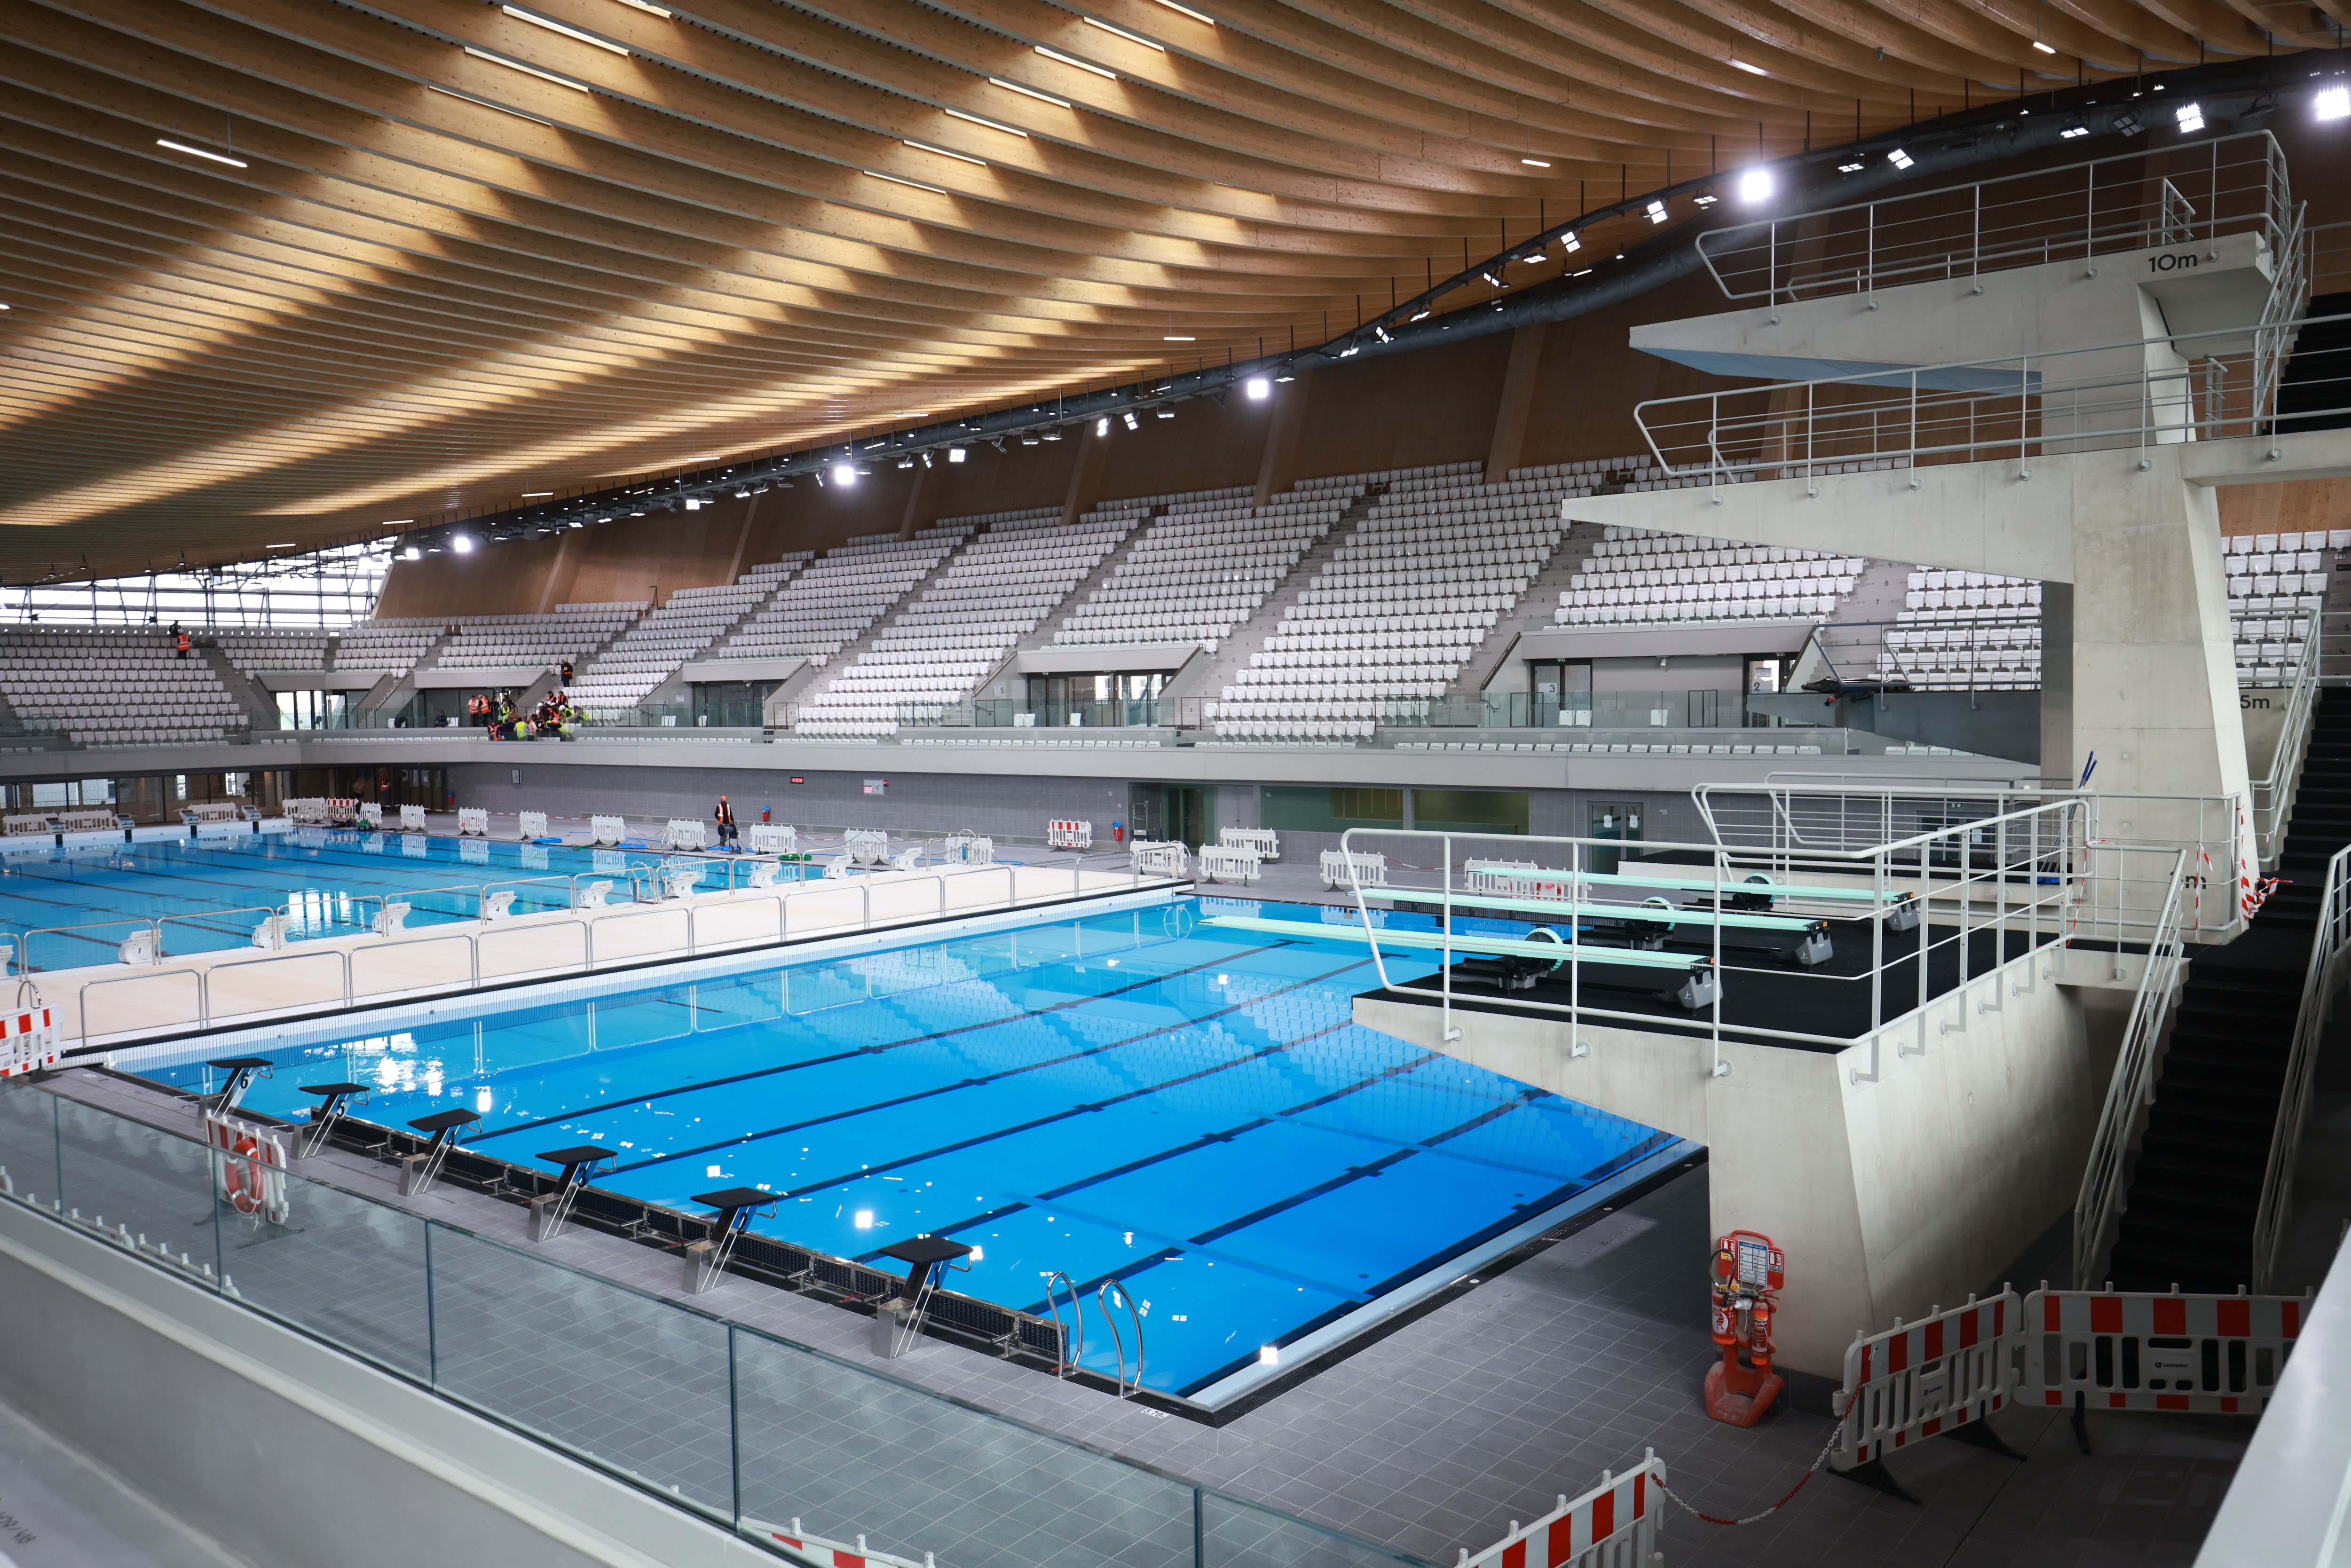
[137, 896, 1680, 1402]
[0, 830, 805, 970]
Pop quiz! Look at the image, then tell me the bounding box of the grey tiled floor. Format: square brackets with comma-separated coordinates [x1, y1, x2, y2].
[0, 1393, 252, 1568]
[36, 1070, 2243, 1568]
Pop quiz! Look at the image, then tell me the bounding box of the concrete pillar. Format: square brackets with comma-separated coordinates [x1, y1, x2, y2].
[2039, 581, 2074, 784]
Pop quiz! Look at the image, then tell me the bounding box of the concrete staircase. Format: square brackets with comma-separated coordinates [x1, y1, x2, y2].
[1167, 485, 1386, 705]
[1452, 520, 1603, 697]
[197, 646, 281, 732]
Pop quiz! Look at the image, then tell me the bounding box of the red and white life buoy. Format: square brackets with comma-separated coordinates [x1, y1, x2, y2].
[225, 1133, 265, 1214]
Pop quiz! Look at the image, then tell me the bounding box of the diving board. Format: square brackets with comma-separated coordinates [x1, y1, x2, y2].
[1200, 915, 1703, 971]
[1373, 887, 1820, 932]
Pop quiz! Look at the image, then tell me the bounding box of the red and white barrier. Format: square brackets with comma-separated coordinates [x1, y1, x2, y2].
[1832, 1292, 2018, 1469]
[0, 991, 58, 1079]
[2023, 1287, 2302, 1415]
[203, 1110, 290, 1226]
[742, 1517, 934, 1568]
[1457, 1450, 1665, 1568]
[1047, 819, 1092, 850]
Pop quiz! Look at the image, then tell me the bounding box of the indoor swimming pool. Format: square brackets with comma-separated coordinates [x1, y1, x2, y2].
[140, 897, 1675, 1400]
[0, 830, 804, 970]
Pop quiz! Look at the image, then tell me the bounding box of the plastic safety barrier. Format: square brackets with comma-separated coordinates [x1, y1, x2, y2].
[666, 819, 709, 851]
[943, 832, 994, 866]
[457, 807, 489, 837]
[1219, 827, 1280, 860]
[1832, 1291, 2018, 1470]
[1046, 819, 1092, 850]
[1464, 858, 1540, 897]
[742, 1518, 935, 1568]
[748, 824, 797, 855]
[1131, 841, 1190, 878]
[204, 1110, 290, 1226]
[845, 829, 890, 867]
[4, 814, 55, 837]
[399, 804, 427, 832]
[1197, 845, 1262, 885]
[1319, 849, 1389, 890]
[0, 988, 58, 1079]
[358, 803, 383, 827]
[518, 811, 548, 840]
[590, 814, 625, 846]
[1457, 1450, 1665, 1568]
[2024, 1286, 2302, 1415]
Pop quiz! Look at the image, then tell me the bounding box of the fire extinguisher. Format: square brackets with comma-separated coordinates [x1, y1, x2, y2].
[1112, 820, 1125, 844]
[761, 807, 771, 824]
[1704, 1229, 1786, 1427]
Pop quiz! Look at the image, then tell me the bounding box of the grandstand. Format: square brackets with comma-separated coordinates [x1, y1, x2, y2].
[714, 526, 969, 663]
[428, 604, 643, 670]
[568, 556, 810, 718]
[0, 628, 251, 747]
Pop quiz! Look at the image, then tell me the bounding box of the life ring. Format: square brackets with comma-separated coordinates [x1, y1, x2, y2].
[225, 1133, 265, 1215]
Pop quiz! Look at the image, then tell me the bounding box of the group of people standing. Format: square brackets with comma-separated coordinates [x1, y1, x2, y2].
[469, 688, 581, 740]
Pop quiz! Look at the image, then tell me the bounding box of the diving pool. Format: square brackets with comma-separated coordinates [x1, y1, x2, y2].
[139, 896, 1676, 1401]
[0, 830, 799, 970]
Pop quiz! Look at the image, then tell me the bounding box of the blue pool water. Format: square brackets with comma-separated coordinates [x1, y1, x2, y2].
[0, 831, 798, 969]
[140, 898, 1670, 1397]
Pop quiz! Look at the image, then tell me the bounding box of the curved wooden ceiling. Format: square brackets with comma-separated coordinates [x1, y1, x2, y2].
[0, 0, 2319, 577]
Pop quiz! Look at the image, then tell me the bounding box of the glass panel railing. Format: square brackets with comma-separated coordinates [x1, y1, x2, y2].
[0, 1087, 1433, 1568]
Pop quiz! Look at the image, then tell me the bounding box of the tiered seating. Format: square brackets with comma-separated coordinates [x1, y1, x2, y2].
[569, 555, 810, 718]
[334, 617, 440, 671]
[796, 513, 1130, 737]
[0, 628, 251, 746]
[432, 603, 642, 669]
[719, 525, 970, 662]
[1054, 489, 1332, 647]
[1208, 468, 1568, 741]
[1558, 527, 1861, 625]
[2226, 529, 2343, 682]
[1883, 567, 2045, 690]
[214, 630, 331, 674]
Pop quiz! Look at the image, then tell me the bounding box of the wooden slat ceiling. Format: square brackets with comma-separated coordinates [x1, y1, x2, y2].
[0, 0, 2320, 578]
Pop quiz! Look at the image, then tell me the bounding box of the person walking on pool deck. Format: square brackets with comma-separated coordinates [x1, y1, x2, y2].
[714, 796, 737, 845]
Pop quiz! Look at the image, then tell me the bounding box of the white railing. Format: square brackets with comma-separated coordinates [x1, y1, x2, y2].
[68, 859, 1168, 1049]
[1635, 307, 2344, 488]
[1305, 801, 2113, 1062]
[1696, 131, 2292, 305]
[2072, 849, 2192, 1288]
[1694, 779, 2245, 943]
[2251, 844, 2351, 1292]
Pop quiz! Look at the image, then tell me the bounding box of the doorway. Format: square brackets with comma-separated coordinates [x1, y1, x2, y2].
[1588, 800, 1644, 876]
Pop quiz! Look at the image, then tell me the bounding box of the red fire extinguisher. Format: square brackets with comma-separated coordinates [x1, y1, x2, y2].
[1112, 819, 1125, 844]
[1704, 1229, 1786, 1426]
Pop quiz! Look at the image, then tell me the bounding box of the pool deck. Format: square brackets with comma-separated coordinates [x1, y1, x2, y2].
[46, 1065, 2254, 1567]
[28, 836, 1174, 1052]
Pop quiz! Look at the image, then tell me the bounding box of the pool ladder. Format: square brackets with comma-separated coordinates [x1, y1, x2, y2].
[1041, 1271, 1146, 1399]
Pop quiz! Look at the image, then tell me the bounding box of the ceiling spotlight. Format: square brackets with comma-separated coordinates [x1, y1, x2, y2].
[2175, 101, 2205, 133]
[948, 446, 967, 462]
[897, 457, 915, 468]
[1096, 416, 1111, 435]
[1021, 436, 1040, 444]
[734, 488, 750, 497]
[831, 462, 857, 486]
[920, 451, 934, 468]
[1122, 410, 1140, 429]
[1373, 324, 1392, 342]
[1273, 369, 1296, 382]
[1736, 167, 1773, 203]
[2318, 85, 2350, 121]
[402, 547, 421, 561]
[1561, 231, 1581, 252]
[452, 535, 474, 554]
[684, 497, 701, 510]
[1042, 428, 1064, 440]
[1152, 407, 1174, 419]
[1338, 343, 1360, 357]
[1520, 157, 1551, 167]
[1409, 307, 1432, 321]
[1164, 333, 1195, 341]
[1888, 147, 1914, 169]
[1837, 160, 1864, 172]
[1245, 376, 1270, 399]
[2114, 110, 2144, 136]
[1519, 247, 1548, 262]
[1692, 193, 1717, 206]
[2032, 39, 2056, 54]
[1480, 268, 1505, 287]
[2060, 124, 2089, 138]
[1645, 199, 1668, 224]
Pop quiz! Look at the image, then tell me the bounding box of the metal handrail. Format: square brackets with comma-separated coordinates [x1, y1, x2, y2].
[2250, 844, 2351, 1291]
[1696, 131, 2290, 305]
[2070, 848, 2191, 1289]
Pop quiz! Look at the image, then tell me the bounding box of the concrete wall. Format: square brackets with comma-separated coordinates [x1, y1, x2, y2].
[1360, 965, 2131, 1380]
[0, 1199, 765, 1568]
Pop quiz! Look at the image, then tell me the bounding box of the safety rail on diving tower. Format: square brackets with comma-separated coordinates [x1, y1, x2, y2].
[2250, 843, 2351, 1292]
[1694, 131, 2294, 306]
[2072, 849, 2194, 1291]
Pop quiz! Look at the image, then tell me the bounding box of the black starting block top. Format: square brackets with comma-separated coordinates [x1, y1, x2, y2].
[299, 1081, 371, 1099]
[208, 1056, 276, 1072]
[693, 1186, 777, 1235]
[879, 1236, 976, 1299]
[408, 1107, 481, 1146]
[538, 1145, 619, 1184]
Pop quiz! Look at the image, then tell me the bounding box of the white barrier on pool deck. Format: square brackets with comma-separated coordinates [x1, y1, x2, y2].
[457, 807, 489, 837]
[1458, 1451, 1666, 1568]
[666, 819, 709, 851]
[943, 832, 994, 866]
[399, 805, 427, 832]
[591, 814, 625, 846]
[1319, 850, 1389, 890]
[519, 811, 548, 841]
[1131, 840, 1190, 878]
[748, 824, 797, 856]
[845, 829, 890, 867]
[1047, 819, 1092, 850]
[1197, 846, 1261, 885]
[1220, 827, 1279, 860]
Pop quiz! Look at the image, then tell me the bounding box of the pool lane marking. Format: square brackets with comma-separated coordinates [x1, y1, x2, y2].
[466, 936, 1302, 1147]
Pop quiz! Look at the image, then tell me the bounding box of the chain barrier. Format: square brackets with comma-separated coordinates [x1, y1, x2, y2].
[1654, 1427, 1842, 1527]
